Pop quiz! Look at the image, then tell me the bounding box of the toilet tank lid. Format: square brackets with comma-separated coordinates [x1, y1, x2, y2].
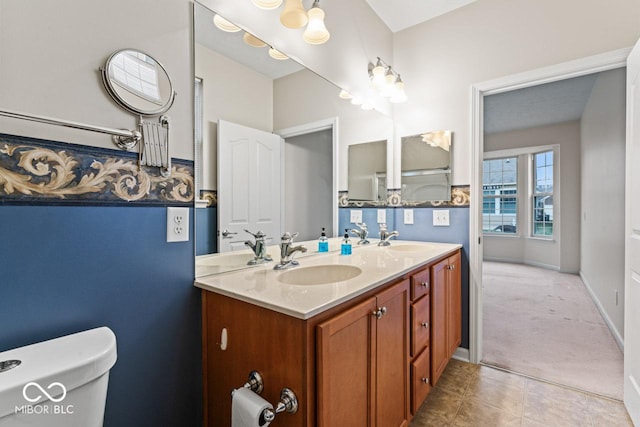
[0, 327, 117, 416]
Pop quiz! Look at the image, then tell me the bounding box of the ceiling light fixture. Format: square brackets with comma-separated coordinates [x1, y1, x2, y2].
[303, 1, 330, 45]
[243, 32, 267, 48]
[280, 0, 308, 29]
[213, 14, 241, 32]
[252, 0, 283, 10]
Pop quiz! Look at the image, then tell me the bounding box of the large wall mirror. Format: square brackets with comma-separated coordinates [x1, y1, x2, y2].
[347, 140, 387, 202]
[401, 130, 452, 202]
[194, 1, 393, 277]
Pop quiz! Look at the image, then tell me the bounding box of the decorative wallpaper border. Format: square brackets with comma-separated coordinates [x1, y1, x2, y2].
[339, 185, 470, 208]
[199, 190, 217, 207]
[0, 133, 194, 206]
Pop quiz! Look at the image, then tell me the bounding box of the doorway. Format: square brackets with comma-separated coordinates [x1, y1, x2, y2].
[469, 49, 630, 383]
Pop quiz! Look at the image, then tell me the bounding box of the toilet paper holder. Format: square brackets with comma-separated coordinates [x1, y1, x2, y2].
[236, 371, 299, 423]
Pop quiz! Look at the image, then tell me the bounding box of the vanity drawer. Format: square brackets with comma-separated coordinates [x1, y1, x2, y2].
[410, 269, 430, 301]
[411, 294, 430, 357]
[411, 346, 431, 414]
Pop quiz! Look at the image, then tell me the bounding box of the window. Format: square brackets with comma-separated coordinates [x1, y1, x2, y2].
[532, 150, 553, 236]
[482, 157, 517, 234]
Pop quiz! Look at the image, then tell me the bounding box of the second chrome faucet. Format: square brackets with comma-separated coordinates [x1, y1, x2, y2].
[274, 232, 307, 270]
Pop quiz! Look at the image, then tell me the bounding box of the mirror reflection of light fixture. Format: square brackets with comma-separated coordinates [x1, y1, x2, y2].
[268, 47, 289, 60]
[252, 0, 283, 10]
[303, 1, 330, 45]
[280, 0, 308, 29]
[339, 89, 352, 99]
[421, 130, 452, 152]
[243, 32, 267, 47]
[213, 14, 241, 32]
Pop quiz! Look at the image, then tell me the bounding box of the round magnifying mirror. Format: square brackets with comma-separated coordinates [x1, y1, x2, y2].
[101, 49, 176, 116]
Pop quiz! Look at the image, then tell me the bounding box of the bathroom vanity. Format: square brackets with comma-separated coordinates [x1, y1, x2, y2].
[195, 241, 461, 427]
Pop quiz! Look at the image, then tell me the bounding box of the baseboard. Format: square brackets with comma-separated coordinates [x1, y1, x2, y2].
[523, 260, 560, 271]
[580, 272, 624, 351]
[452, 347, 470, 363]
[483, 256, 523, 264]
[483, 258, 561, 272]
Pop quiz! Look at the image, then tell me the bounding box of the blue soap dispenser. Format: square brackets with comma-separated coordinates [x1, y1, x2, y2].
[341, 228, 352, 255]
[318, 227, 329, 252]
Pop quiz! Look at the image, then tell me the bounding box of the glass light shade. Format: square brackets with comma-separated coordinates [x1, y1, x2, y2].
[280, 0, 308, 29]
[339, 89, 352, 99]
[303, 6, 330, 45]
[390, 80, 407, 103]
[371, 64, 386, 89]
[381, 71, 397, 97]
[243, 32, 267, 48]
[268, 48, 289, 60]
[252, 0, 283, 10]
[213, 14, 241, 32]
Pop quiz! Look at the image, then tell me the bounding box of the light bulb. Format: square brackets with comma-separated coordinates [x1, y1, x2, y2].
[280, 0, 308, 29]
[213, 14, 241, 33]
[243, 32, 267, 48]
[268, 48, 289, 60]
[252, 0, 283, 10]
[371, 60, 386, 89]
[303, 2, 330, 45]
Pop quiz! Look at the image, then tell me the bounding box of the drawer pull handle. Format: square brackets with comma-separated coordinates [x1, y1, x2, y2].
[420, 282, 429, 288]
[421, 377, 429, 384]
[421, 322, 429, 328]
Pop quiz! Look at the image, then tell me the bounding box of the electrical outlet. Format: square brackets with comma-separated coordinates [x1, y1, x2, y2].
[433, 209, 450, 226]
[350, 209, 363, 224]
[377, 209, 386, 225]
[403, 209, 414, 225]
[167, 207, 189, 242]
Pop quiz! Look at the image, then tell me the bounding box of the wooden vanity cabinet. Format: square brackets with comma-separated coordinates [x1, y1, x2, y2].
[430, 251, 462, 386]
[409, 267, 432, 415]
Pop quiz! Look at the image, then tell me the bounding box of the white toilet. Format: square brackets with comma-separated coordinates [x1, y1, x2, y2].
[0, 327, 117, 427]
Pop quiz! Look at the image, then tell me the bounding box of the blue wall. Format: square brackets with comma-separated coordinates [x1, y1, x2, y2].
[339, 207, 470, 348]
[0, 205, 201, 427]
[196, 206, 217, 255]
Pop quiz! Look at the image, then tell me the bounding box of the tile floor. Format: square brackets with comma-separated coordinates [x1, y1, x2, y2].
[410, 359, 634, 427]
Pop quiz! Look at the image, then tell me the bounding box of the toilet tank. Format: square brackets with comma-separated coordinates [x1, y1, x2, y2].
[0, 327, 117, 427]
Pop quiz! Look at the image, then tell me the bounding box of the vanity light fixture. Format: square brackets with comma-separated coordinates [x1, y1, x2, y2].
[213, 14, 241, 32]
[367, 57, 407, 103]
[243, 32, 267, 48]
[421, 130, 451, 152]
[268, 47, 289, 60]
[252, 0, 283, 10]
[303, 1, 330, 45]
[280, 0, 308, 29]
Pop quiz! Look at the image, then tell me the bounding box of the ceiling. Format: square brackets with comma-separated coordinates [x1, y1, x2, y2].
[484, 73, 599, 135]
[365, 0, 477, 32]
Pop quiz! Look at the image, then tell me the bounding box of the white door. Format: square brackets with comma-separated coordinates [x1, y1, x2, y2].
[625, 39, 640, 425]
[218, 120, 282, 252]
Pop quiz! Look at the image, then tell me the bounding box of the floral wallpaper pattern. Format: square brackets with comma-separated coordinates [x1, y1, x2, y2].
[339, 185, 470, 208]
[0, 133, 193, 206]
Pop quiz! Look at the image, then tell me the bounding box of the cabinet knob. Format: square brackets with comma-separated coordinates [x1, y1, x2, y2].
[421, 377, 429, 384]
[371, 307, 387, 319]
[421, 322, 429, 328]
[421, 282, 429, 288]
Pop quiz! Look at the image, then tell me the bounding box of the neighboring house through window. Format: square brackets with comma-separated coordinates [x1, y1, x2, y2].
[482, 157, 518, 234]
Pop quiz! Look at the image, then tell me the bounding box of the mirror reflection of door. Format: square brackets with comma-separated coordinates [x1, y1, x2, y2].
[218, 120, 282, 252]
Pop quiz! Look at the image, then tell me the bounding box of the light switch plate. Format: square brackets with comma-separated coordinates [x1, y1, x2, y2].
[167, 207, 189, 242]
[350, 209, 363, 224]
[403, 209, 414, 225]
[377, 209, 386, 224]
[433, 209, 450, 226]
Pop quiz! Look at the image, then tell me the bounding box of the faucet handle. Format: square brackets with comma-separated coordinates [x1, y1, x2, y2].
[245, 229, 267, 239]
[379, 223, 387, 231]
[281, 231, 299, 242]
[356, 222, 368, 230]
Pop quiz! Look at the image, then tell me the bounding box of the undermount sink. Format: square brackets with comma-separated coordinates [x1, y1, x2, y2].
[277, 265, 362, 286]
[386, 244, 433, 252]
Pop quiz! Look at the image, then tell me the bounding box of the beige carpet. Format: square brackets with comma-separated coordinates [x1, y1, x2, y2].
[482, 261, 624, 400]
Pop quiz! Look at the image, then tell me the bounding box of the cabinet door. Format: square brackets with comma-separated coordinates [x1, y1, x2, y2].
[317, 297, 377, 427]
[375, 279, 410, 427]
[447, 252, 462, 358]
[430, 258, 448, 385]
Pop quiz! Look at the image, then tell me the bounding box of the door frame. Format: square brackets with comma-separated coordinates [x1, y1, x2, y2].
[468, 47, 631, 364]
[276, 117, 339, 237]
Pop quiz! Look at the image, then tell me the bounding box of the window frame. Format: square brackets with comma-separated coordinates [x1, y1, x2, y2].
[482, 156, 519, 236]
[531, 149, 555, 239]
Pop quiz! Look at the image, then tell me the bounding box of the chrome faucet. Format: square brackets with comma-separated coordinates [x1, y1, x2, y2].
[244, 230, 273, 265]
[274, 232, 307, 270]
[350, 222, 370, 245]
[378, 223, 399, 246]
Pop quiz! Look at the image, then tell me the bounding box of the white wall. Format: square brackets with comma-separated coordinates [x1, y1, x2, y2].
[393, 0, 640, 186]
[580, 68, 626, 339]
[195, 44, 273, 190]
[0, 0, 193, 160]
[484, 121, 581, 272]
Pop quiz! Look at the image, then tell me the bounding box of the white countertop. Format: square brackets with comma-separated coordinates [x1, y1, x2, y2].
[194, 240, 461, 320]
